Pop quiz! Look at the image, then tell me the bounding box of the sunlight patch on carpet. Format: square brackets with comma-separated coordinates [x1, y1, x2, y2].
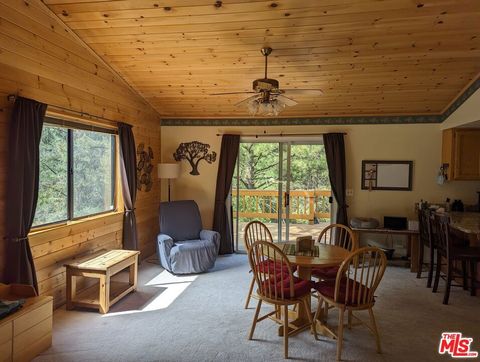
[102, 271, 198, 317]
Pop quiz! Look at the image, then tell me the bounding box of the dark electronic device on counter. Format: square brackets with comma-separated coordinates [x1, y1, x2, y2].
[451, 199, 464, 212]
[383, 216, 408, 230]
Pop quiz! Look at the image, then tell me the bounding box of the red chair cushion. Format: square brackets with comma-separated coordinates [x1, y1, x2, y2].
[311, 265, 339, 280]
[314, 278, 373, 306]
[261, 276, 313, 299]
[256, 259, 290, 276]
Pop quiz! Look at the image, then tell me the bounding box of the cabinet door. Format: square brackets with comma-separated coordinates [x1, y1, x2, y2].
[442, 129, 454, 180]
[454, 130, 480, 180]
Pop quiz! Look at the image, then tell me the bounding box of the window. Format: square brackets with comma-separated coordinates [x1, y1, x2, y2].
[33, 118, 116, 227]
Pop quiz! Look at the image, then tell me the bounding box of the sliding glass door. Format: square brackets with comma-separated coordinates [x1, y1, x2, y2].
[233, 139, 331, 252]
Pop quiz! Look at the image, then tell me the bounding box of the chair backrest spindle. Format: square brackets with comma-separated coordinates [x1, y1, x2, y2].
[418, 208, 433, 248]
[244, 221, 273, 251]
[431, 213, 451, 256]
[317, 224, 357, 252]
[248, 240, 295, 300]
[334, 247, 387, 307]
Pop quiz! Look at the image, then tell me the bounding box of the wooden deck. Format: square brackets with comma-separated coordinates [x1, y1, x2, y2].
[232, 189, 331, 223]
[235, 221, 330, 251]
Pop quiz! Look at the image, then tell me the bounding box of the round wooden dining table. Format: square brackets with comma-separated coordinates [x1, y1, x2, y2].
[275, 242, 350, 336]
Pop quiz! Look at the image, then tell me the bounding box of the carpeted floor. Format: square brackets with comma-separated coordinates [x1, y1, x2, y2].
[36, 254, 479, 362]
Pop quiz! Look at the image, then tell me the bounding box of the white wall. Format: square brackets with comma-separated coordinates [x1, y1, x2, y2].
[161, 123, 480, 230]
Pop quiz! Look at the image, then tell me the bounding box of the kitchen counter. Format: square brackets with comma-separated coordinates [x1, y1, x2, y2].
[449, 212, 480, 241]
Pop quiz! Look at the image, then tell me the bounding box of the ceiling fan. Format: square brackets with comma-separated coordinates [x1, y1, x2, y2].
[210, 47, 323, 116]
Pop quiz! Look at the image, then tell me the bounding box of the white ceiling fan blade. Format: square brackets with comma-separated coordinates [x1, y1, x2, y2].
[234, 95, 260, 107]
[276, 94, 298, 107]
[281, 89, 323, 96]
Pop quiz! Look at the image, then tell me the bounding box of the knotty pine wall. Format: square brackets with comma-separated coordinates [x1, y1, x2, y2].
[0, 0, 161, 307]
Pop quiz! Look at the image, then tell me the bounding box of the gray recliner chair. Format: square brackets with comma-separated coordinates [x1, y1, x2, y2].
[157, 200, 220, 274]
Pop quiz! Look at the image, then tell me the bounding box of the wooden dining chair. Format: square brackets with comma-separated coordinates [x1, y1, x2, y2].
[416, 208, 435, 286]
[243, 221, 274, 309]
[313, 247, 387, 361]
[247, 240, 318, 359]
[312, 224, 357, 322]
[312, 224, 357, 281]
[431, 213, 480, 304]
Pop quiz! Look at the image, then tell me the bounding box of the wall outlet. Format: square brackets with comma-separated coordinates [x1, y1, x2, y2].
[346, 189, 354, 197]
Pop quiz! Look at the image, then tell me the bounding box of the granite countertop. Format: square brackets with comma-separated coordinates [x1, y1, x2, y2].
[449, 212, 480, 237]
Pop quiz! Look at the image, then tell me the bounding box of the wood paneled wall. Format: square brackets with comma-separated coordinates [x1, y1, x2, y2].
[0, 0, 161, 307]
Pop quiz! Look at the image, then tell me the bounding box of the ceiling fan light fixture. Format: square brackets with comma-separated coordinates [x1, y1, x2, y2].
[246, 96, 287, 116]
[270, 98, 286, 116]
[259, 101, 270, 115]
[247, 99, 260, 116]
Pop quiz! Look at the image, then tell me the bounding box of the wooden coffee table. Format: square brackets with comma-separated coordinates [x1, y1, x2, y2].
[65, 249, 140, 314]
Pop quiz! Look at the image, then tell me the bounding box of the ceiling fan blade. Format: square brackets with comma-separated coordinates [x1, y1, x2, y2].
[234, 95, 259, 107]
[276, 94, 298, 107]
[281, 89, 323, 96]
[209, 91, 257, 96]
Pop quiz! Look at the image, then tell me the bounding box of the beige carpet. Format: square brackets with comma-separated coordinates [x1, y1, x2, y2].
[35, 254, 480, 362]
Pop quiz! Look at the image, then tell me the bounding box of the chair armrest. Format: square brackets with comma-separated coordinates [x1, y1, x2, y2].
[157, 234, 175, 269]
[200, 229, 220, 253]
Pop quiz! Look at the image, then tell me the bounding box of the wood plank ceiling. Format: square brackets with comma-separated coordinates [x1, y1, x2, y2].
[44, 0, 480, 118]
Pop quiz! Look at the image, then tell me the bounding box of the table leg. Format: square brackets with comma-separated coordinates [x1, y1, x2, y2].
[278, 266, 312, 337]
[295, 266, 312, 321]
[297, 267, 338, 339]
[66, 268, 75, 310]
[99, 274, 110, 314]
[410, 234, 419, 273]
[129, 256, 138, 291]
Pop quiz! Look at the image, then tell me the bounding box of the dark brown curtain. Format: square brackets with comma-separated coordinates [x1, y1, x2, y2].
[213, 134, 240, 254]
[6, 97, 47, 293]
[118, 123, 138, 250]
[323, 133, 348, 226]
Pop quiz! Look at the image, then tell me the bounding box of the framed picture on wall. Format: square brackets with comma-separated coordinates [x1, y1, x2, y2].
[361, 160, 413, 191]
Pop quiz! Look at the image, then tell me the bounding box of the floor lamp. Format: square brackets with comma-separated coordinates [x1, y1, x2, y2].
[157, 163, 181, 202]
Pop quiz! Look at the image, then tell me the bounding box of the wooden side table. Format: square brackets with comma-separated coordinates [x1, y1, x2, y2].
[351, 228, 420, 272]
[65, 249, 140, 314]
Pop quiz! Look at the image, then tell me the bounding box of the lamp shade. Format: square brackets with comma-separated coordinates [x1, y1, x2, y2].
[157, 163, 181, 179]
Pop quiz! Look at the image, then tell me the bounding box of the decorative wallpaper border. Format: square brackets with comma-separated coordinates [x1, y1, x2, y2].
[441, 77, 480, 121]
[161, 77, 480, 127]
[161, 115, 441, 126]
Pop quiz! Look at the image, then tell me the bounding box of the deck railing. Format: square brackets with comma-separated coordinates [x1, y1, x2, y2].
[232, 189, 331, 223]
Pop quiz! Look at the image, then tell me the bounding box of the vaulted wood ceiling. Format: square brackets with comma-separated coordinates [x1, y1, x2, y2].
[44, 0, 480, 118]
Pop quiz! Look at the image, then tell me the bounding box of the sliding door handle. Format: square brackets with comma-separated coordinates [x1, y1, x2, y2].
[284, 192, 290, 208]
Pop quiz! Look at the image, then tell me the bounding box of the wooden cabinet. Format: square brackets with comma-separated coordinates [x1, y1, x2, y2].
[442, 128, 480, 181]
[0, 284, 53, 362]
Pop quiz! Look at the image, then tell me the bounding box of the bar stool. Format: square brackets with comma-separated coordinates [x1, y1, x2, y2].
[416, 208, 435, 287]
[431, 213, 480, 304]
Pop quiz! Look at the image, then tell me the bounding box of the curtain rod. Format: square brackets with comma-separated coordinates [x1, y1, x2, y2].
[47, 105, 120, 125]
[216, 132, 347, 137]
[7, 94, 120, 125]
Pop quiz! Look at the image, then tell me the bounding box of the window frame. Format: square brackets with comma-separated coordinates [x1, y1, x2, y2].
[32, 117, 118, 229]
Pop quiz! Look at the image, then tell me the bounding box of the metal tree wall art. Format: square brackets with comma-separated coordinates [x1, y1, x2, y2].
[137, 143, 154, 191]
[173, 141, 217, 176]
